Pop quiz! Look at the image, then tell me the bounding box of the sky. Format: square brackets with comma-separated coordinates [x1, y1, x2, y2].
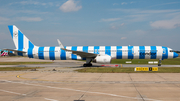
[0, 0, 180, 50]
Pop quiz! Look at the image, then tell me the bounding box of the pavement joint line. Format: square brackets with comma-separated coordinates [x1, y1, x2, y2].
[154, 73, 167, 81]
[78, 73, 103, 100]
[128, 73, 145, 101]
[0, 80, 161, 101]
[15, 73, 180, 84]
[154, 73, 180, 88]
[0, 89, 26, 96]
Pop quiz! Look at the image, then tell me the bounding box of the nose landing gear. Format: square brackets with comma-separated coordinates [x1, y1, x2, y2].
[158, 59, 161, 66]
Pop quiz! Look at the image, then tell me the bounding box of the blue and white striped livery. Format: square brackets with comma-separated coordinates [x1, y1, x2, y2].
[6, 25, 179, 67]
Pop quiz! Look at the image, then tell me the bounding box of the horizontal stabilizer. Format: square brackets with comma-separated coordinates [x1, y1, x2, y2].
[3, 49, 26, 53]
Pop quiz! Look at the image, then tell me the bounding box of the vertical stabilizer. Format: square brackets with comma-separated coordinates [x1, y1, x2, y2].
[8, 25, 35, 49]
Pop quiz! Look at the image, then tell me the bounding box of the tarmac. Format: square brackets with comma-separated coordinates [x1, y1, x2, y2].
[0, 57, 180, 101]
[1, 57, 180, 68]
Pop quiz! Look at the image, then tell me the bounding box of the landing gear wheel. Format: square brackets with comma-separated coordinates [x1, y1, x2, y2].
[158, 59, 162, 66]
[83, 63, 92, 67]
[83, 64, 87, 67]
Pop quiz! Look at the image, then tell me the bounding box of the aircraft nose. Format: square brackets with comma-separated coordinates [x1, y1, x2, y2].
[174, 52, 179, 58]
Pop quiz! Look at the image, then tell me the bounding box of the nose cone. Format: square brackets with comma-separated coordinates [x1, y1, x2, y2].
[174, 52, 179, 58]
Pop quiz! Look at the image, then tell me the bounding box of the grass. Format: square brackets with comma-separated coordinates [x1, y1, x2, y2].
[0, 62, 53, 65]
[76, 67, 180, 73]
[111, 58, 180, 65]
[0, 67, 44, 71]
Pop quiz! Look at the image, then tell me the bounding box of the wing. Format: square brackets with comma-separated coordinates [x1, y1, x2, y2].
[3, 49, 27, 53]
[57, 39, 97, 58]
[62, 48, 97, 58]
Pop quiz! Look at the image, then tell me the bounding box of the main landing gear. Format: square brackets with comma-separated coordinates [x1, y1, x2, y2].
[83, 58, 93, 67]
[83, 63, 92, 67]
[158, 59, 162, 66]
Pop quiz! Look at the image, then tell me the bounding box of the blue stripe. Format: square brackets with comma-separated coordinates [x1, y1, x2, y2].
[139, 46, 145, 59]
[29, 41, 34, 48]
[60, 46, 66, 60]
[83, 46, 88, 52]
[28, 48, 33, 58]
[150, 46, 156, 59]
[71, 46, 77, 60]
[38, 47, 44, 59]
[94, 46, 99, 54]
[117, 46, 122, 59]
[18, 30, 23, 49]
[8, 25, 13, 38]
[18, 30, 23, 56]
[82, 46, 88, 60]
[162, 46, 168, 59]
[18, 49, 23, 56]
[28, 41, 34, 58]
[128, 46, 133, 59]
[49, 47, 55, 60]
[105, 46, 111, 56]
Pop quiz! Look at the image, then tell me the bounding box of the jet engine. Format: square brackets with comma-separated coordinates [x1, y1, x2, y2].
[93, 55, 112, 63]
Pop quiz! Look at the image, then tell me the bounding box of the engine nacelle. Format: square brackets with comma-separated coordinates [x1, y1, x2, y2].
[93, 55, 112, 63]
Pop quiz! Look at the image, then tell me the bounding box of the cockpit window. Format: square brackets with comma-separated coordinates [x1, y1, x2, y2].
[170, 50, 173, 52]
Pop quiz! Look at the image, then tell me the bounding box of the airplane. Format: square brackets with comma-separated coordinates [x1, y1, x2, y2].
[4, 25, 179, 67]
[1, 50, 8, 57]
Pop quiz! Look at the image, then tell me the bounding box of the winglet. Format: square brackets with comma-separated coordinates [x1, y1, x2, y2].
[57, 39, 65, 49]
